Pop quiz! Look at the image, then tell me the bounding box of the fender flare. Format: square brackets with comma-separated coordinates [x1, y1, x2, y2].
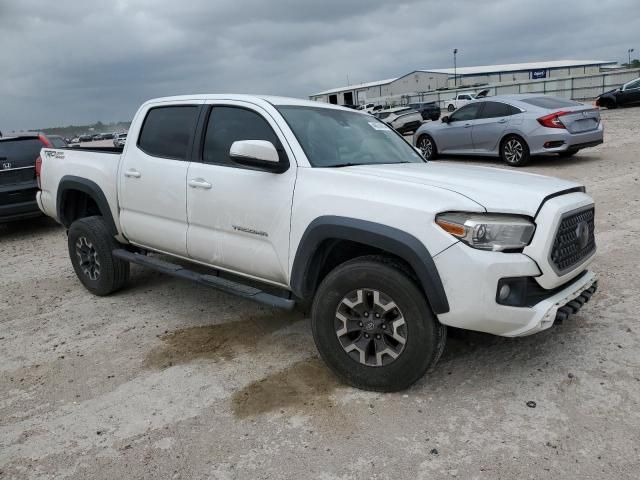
[57, 175, 118, 235]
[290, 216, 450, 314]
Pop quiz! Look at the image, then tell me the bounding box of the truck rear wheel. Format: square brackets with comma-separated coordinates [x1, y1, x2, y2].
[311, 256, 446, 392]
[68, 216, 129, 296]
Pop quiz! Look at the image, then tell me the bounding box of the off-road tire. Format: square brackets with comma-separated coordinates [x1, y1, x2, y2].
[68, 216, 129, 296]
[311, 255, 447, 392]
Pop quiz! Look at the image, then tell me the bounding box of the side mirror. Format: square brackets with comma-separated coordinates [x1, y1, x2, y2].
[441, 116, 450, 123]
[229, 140, 287, 173]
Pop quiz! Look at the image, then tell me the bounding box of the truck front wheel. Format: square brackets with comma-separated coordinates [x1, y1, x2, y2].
[68, 216, 129, 296]
[311, 256, 447, 392]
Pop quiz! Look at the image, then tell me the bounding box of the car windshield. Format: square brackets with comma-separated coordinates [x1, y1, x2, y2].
[277, 106, 424, 168]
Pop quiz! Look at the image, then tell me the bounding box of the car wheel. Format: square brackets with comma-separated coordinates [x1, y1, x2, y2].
[311, 256, 447, 392]
[417, 134, 438, 160]
[558, 149, 578, 158]
[599, 99, 616, 109]
[500, 135, 530, 166]
[447, 104, 455, 112]
[68, 216, 129, 296]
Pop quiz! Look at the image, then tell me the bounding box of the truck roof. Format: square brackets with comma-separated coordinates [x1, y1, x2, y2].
[142, 94, 349, 110]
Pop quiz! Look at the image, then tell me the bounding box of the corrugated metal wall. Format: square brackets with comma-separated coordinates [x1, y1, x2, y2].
[364, 68, 640, 108]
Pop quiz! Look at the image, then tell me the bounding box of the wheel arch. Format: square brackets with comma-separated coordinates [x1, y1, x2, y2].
[500, 131, 530, 149]
[57, 176, 118, 235]
[290, 216, 450, 314]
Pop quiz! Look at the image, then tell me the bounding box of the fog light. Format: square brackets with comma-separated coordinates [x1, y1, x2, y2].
[498, 284, 511, 301]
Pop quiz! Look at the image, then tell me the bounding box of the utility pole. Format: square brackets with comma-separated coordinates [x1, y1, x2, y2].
[628, 48, 635, 67]
[453, 49, 458, 87]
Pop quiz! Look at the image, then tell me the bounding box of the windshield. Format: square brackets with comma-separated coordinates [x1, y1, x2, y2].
[277, 106, 424, 167]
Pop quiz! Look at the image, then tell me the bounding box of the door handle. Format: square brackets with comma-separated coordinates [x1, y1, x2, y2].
[124, 169, 141, 178]
[464, 123, 472, 128]
[188, 178, 212, 189]
[497, 118, 507, 124]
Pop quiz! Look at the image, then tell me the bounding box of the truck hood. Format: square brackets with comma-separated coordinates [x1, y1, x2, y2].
[340, 162, 583, 216]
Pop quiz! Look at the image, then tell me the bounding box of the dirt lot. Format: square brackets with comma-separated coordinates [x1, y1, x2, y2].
[1, 108, 639, 479]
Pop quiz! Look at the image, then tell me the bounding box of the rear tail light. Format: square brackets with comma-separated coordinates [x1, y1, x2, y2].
[35, 155, 42, 188]
[537, 111, 569, 129]
[38, 134, 51, 147]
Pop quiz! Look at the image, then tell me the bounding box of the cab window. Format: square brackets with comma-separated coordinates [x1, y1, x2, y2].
[202, 106, 286, 166]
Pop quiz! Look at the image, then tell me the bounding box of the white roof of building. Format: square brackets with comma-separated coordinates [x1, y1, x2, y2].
[311, 77, 397, 96]
[419, 60, 615, 76]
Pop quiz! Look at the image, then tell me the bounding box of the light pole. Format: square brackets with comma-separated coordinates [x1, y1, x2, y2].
[453, 48, 458, 87]
[628, 48, 635, 66]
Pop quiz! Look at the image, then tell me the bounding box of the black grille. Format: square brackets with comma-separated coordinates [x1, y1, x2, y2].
[550, 207, 596, 274]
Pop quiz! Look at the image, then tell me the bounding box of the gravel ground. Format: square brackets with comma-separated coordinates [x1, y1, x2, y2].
[1, 107, 639, 479]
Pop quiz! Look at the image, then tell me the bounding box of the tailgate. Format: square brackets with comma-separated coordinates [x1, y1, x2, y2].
[562, 108, 600, 134]
[0, 137, 43, 186]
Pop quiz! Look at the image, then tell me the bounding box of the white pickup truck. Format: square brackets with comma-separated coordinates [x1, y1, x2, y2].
[445, 89, 489, 112]
[37, 94, 598, 391]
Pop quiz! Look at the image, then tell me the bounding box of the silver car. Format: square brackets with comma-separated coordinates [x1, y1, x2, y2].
[413, 94, 603, 166]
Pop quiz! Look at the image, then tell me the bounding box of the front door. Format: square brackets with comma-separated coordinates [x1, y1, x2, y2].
[438, 102, 483, 153]
[118, 102, 202, 256]
[186, 102, 296, 285]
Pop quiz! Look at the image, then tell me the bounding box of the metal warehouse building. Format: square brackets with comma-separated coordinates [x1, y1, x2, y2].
[309, 60, 617, 105]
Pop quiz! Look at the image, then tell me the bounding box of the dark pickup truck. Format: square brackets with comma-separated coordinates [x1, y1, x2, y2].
[408, 102, 441, 121]
[0, 133, 66, 222]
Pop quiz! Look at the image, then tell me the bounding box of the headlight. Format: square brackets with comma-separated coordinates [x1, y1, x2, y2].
[436, 212, 535, 252]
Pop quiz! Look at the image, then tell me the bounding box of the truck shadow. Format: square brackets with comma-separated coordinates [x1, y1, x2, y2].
[0, 216, 61, 240]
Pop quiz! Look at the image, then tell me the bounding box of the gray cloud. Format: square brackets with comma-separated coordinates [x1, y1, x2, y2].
[0, 0, 638, 131]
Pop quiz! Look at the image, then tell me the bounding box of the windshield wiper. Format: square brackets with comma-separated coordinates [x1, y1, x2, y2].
[327, 161, 412, 168]
[328, 162, 362, 168]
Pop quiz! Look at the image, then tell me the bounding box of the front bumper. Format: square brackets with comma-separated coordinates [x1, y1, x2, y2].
[433, 241, 597, 337]
[0, 181, 41, 222]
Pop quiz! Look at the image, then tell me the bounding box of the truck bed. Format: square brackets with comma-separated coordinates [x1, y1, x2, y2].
[37, 146, 123, 232]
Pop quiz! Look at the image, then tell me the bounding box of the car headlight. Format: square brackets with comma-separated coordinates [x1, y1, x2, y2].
[436, 212, 535, 252]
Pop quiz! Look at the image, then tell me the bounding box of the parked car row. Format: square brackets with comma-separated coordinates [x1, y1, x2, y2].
[70, 132, 127, 144]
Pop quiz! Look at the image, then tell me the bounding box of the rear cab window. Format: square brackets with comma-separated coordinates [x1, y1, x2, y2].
[137, 106, 199, 160]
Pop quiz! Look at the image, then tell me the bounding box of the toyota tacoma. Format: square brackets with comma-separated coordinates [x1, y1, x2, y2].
[36, 95, 598, 391]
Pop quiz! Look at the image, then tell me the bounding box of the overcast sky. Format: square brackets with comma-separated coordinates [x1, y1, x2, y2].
[1, 0, 638, 131]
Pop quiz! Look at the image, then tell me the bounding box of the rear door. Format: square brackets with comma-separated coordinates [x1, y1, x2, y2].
[186, 101, 296, 284]
[438, 102, 483, 153]
[118, 102, 202, 256]
[471, 101, 517, 152]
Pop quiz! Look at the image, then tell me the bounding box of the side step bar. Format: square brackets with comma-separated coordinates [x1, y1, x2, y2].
[112, 249, 296, 310]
